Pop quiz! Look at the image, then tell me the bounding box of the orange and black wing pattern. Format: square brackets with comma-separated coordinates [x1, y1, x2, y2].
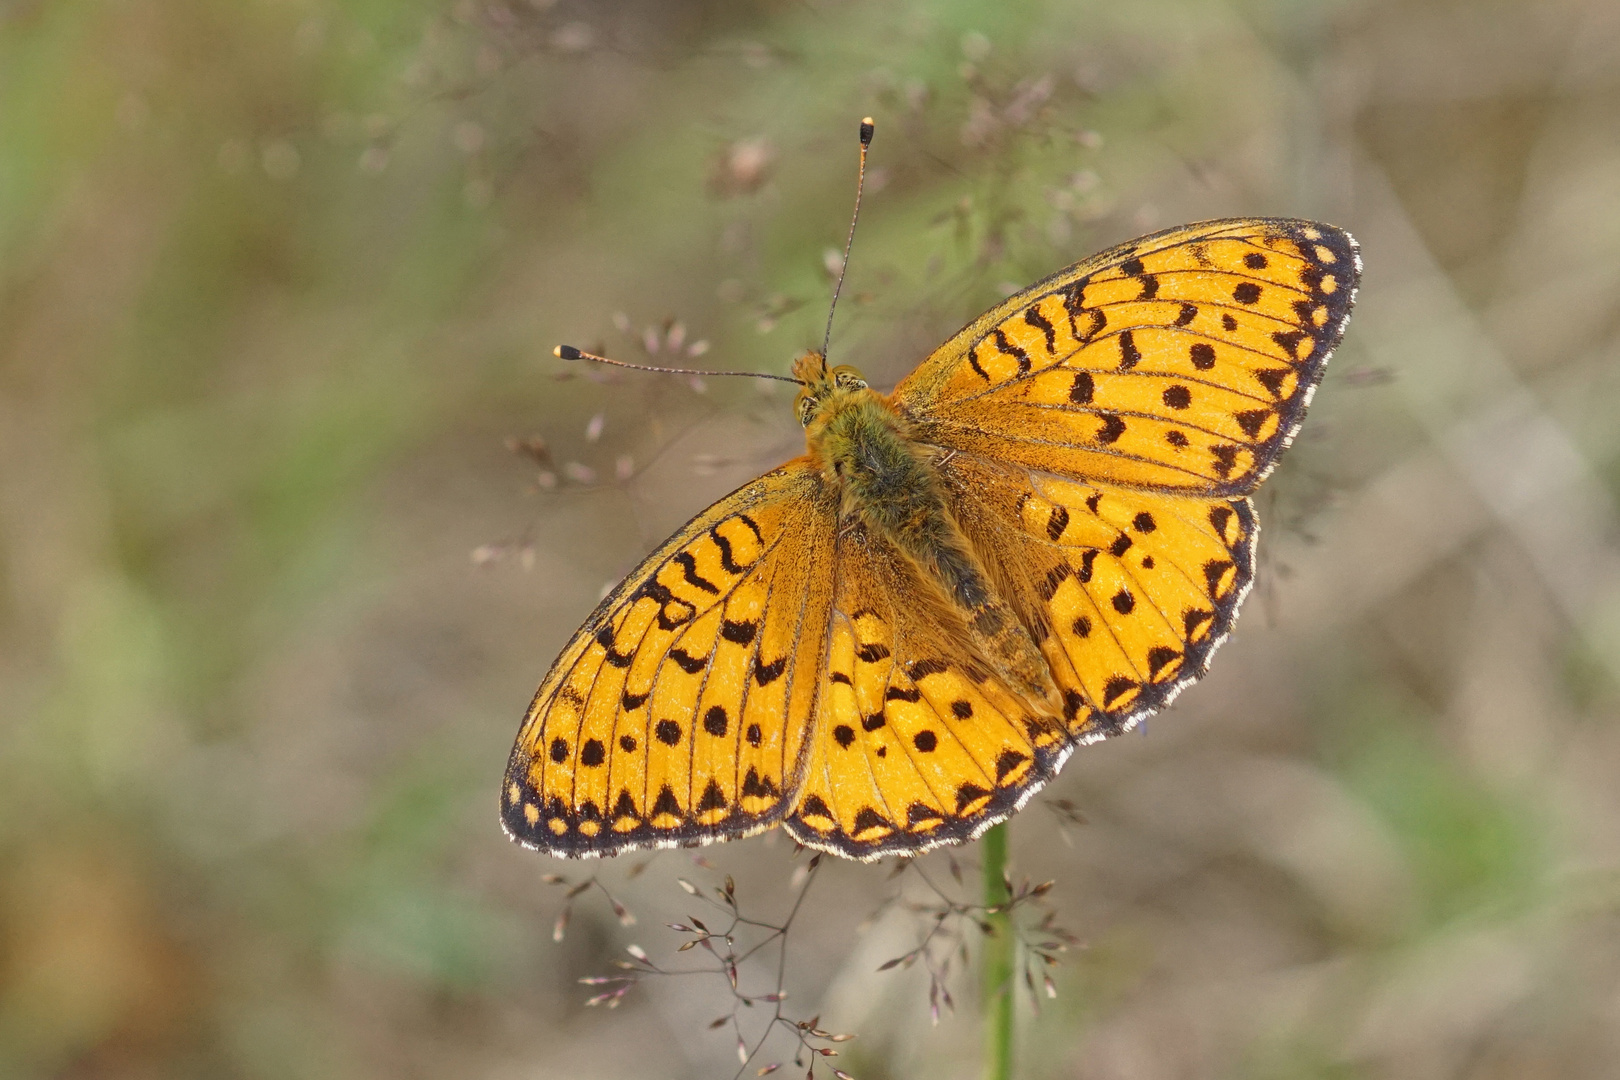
[501, 461, 838, 857]
[782, 519, 1067, 859]
[941, 453, 1256, 744]
[892, 218, 1359, 495]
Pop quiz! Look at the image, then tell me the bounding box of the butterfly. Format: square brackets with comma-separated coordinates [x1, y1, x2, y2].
[502, 216, 1359, 861]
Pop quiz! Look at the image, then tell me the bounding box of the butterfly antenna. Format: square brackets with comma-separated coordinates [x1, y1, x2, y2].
[552, 345, 804, 385]
[820, 117, 875, 362]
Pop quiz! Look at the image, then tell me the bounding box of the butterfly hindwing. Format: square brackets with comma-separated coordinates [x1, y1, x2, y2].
[782, 522, 1066, 860]
[502, 460, 838, 857]
[941, 453, 1255, 741]
[893, 218, 1359, 496]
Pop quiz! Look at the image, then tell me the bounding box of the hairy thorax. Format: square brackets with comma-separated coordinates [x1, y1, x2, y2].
[794, 352, 1060, 713]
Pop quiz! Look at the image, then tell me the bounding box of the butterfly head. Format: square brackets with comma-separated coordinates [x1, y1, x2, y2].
[791, 350, 869, 427]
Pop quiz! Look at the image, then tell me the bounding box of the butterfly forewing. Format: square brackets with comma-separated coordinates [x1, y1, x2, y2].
[893, 218, 1359, 495]
[502, 460, 838, 857]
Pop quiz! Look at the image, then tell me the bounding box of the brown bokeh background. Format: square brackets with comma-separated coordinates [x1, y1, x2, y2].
[5, 1, 1620, 1077]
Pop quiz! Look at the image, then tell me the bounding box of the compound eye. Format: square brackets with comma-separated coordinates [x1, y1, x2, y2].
[834, 372, 867, 390]
[797, 396, 816, 426]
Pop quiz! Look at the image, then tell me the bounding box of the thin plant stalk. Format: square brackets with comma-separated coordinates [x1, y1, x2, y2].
[981, 821, 1014, 1080]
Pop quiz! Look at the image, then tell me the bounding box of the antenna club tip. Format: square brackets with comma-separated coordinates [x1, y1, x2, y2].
[555, 345, 582, 360]
[859, 117, 875, 145]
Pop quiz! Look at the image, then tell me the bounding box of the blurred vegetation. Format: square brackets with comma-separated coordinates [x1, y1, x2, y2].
[4, 0, 1620, 1077]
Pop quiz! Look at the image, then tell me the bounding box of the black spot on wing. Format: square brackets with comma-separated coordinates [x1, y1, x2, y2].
[1272, 329, 1307, 358]
[648, 786, 680, 819]
[1118, 329, 1141, 371]
[1203, 559, 1236, 596]
[800, 793, 833, 821]
[1254, 368, 1290, 397]
[852, 807, 891, 836]
[696, 780, 727, 813]
[995, 749, 1029, 783]
[721, 618, 758, 644]
[710, 526, 743, 574]
[1102, 677, 1136, 708]
[955, 783, 991, 813]
[595, 627, 633, 668]
[668, 648, 707, 674]
[1096, 413, 1127, 444]
[742, 766, 778, 798]
[994, 328, 1030, 376]
[1235, 409, 1272, 438]
[652, 785, 681, 819]
[674, 551, 719, 594]
[1146, 646, 1181, 680]
[1046, 505, 1070, 542]
[1038, 562, 1071, 602]
[907, 802, 944, 826]
[1023, 306, 1057, 354]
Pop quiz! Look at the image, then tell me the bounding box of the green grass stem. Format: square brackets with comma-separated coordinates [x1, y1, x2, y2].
[981, 821, 1014, 1080]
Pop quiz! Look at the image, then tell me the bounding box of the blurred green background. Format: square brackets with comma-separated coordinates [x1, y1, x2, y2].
[5, 1, 1620, 1077]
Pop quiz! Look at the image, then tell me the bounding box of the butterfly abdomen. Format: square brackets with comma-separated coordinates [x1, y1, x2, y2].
[809, 389, 1058, 710]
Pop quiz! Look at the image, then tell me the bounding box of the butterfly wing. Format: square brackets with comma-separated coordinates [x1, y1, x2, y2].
[939, 453, 1255, 741]
[502, 460, 839, 858]
[892, 218, 1359, 495]
[782, 519, 1069, 860]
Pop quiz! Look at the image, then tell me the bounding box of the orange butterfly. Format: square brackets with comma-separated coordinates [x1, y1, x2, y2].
[502, 178, 1358, 862]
